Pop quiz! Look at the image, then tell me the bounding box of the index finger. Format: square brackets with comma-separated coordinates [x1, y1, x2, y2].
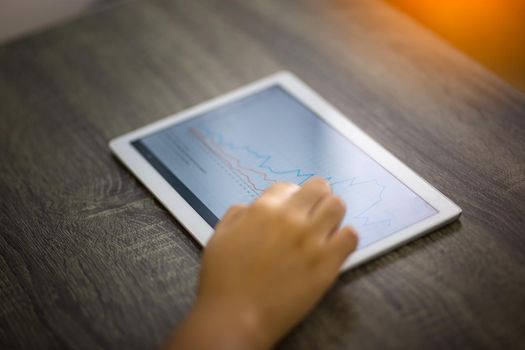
[259, 182, 300, 203]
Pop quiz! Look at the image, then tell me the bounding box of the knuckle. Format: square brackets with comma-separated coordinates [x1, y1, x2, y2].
[309, 177, 330, 189]
[277, 210, 304, 230]
[311, 183, 331, 198]
[249, 199, 271, 213]
[245, 201, 275, 223]
[305, 241, 325, 267]
[280, 182, 300, 195]
[308, 176, 327, 185]
[283, 182, 300, 190]
[279, 210, 298, 224]
[268, 182, 297, 193]
[327, 196, 346, 215]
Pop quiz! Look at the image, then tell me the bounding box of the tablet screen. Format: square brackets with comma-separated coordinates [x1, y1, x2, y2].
[132, 86, 437, 248]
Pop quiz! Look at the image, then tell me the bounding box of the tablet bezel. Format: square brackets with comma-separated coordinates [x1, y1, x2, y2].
[109, 71, 461, 271]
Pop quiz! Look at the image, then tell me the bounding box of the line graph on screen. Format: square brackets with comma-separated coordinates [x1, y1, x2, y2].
[189, 126, 391, 227]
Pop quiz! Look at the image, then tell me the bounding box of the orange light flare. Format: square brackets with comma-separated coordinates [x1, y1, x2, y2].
[385, 0, 525, 91]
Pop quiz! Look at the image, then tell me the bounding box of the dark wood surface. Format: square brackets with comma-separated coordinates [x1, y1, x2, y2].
[1, 0, 524, 349]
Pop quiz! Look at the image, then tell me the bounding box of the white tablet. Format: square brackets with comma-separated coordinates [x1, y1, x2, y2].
[110, 71, 461, 271]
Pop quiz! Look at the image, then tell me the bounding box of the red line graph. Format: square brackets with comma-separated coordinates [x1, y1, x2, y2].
[189, 127, 276, 193]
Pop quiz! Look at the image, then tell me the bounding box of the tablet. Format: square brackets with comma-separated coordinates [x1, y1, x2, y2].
[110, 71, 461, 271]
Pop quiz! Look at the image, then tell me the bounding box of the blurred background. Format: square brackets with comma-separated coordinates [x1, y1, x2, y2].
[0, 0, 121, 43]
[1, 0, 524, 92]
[386, 0, 525, 91]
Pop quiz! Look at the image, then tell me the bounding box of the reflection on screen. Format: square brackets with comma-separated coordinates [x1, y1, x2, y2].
[133, 86, 437, 248]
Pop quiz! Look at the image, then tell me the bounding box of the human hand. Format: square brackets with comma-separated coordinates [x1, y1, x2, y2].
[166, 178, 358, 350]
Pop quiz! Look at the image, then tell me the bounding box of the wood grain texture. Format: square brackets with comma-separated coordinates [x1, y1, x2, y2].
[1, 0, 524, 349]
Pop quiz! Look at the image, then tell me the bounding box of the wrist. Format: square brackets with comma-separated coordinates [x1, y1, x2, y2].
[190, 298, 272, 350]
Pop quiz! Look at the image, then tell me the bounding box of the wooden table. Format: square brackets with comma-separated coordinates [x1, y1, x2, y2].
[1, 0, 524, 348]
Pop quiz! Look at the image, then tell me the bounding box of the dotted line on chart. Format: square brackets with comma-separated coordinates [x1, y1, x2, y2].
[196, 136, 258, 198]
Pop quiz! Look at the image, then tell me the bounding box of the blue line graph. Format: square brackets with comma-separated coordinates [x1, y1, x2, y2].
[199, 126, 317, 184]
[193, 126, 391, 227]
